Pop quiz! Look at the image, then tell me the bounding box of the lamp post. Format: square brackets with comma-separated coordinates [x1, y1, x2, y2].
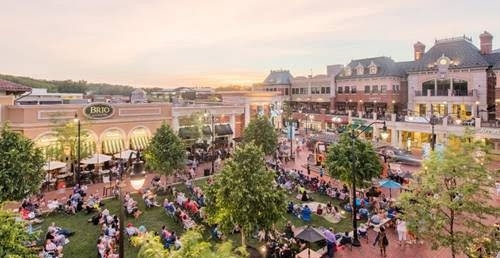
[350, 121, 388, 247]
[73, 113, 81, 185]
[119, 160, 146, 258]
[204, 111, 216, 174]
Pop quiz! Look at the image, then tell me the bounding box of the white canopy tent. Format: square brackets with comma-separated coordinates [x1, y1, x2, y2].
[113, 150, 137, 159]
[81, 154, 113, 164]
[43, 161, 67, 171]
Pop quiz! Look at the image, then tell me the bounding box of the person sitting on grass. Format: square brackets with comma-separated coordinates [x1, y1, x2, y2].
[126, 199, 142, 218]
[316, 204, 324, 215]
[126, 223, 140, 237]
[143, 190, 160, 208]
[359, 207, 369, 219]
[301, 205, 312, 222]
[326, 201, 333, 214]
[44, 238, 63, 257]
[287, 201, 294, 214]
[284, 221, 295, 239]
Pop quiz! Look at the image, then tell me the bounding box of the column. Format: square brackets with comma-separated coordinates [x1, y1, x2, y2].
[398, 130, 404, 149]
[229, 113, 236, 141]
[244, 103, 251, 127]
[447, 103, 452, 115]
[172, 115, 180, 133]
[425, 103, 431, 115]
[391, 129, 398, 147]
[472, 104, 478, 118]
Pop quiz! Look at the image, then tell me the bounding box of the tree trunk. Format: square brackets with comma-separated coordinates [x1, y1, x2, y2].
[241, 228, 246, 247]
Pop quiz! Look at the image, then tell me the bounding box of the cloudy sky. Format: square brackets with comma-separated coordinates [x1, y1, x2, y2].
[1, 0, 499, 87]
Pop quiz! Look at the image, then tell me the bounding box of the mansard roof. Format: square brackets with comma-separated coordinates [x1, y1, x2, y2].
[408, 37, 490, 72]
[263, 70, 293, 85]
[336, 56, 406, 79]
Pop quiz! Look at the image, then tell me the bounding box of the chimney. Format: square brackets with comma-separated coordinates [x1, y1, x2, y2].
[413, 41, 425, 61]
[479, 31, 493, 54]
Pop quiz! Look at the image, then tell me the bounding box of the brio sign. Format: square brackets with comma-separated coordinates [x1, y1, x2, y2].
[83, 103, 114, 119]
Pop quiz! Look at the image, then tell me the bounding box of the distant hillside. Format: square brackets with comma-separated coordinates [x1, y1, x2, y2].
[214, 85, 252, 91]
[0, 74, 138, 95]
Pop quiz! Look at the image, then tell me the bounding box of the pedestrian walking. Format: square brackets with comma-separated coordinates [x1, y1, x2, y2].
[373, 226, 389, 257]
[320, 166, 324, 178]
[307, 164, 311, 176]
[396, 218, 407, 246]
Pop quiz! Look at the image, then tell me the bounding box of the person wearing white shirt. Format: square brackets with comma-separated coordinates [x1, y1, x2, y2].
[396, 218, 407, 245]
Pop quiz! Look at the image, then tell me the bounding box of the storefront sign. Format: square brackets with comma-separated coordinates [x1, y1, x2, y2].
[83, 103, 115, 119]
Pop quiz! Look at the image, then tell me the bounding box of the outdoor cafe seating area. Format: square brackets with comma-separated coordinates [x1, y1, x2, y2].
[41, 150, 140, 192]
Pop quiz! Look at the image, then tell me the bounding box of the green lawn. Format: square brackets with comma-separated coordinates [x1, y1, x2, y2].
[38, 177, 353, 257]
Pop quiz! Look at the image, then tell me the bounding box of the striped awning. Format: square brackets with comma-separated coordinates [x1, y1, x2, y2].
[130, 136, 150, 150]
[102, 139, 125, 154]
[81, 141, 97, 156]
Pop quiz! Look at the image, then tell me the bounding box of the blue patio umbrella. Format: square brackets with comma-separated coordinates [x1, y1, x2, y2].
[379, 179, 401, 198]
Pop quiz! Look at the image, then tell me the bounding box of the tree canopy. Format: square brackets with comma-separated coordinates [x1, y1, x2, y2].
[398, 135, 500, 258]
[134, 230, 247, 258]
[144, 123, 185, 178]
[242, 116, 278, 155]
[0, 210, 39, 258]
[48, 116, 92, 162]
[0, 124, 44, 203]
[205, 142, 286, 246]
[325, 133, 382, 188]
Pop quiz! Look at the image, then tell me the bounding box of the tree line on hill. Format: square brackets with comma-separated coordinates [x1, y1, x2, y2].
[0, 74, 252, 96]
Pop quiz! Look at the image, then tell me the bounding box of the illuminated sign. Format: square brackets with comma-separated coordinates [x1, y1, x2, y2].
[83, 103, 114, 119]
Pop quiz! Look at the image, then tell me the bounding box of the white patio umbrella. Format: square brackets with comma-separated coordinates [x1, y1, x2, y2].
[43, 161, 67, 171]
[81, 154, 113, 164]
[113, 150, 137, 159]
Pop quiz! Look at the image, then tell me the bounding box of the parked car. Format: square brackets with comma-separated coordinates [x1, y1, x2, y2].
[462, 119, 475, 126]
[377, 146, 422, 166]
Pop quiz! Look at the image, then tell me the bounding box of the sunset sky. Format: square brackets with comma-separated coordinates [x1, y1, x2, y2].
[1, 0, 499, 88]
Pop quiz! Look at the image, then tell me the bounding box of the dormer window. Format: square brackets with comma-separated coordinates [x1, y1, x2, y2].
[356, 63, 364, 75]
[368, 61, 377, 74]
[344, 66, 352, 76]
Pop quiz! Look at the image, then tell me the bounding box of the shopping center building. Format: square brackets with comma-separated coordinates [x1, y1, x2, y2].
[0, 80, 281, 158]
[258, 31, 500, 153]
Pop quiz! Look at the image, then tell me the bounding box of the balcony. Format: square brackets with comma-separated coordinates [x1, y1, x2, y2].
[413, 89, 476, 102]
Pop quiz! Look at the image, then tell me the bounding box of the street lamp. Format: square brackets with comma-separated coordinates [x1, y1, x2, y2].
[204, 111, 216, 174]
[350, 121, 388, 247]
[73, 113, 81, 185]
[119, 159, 146, 258]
